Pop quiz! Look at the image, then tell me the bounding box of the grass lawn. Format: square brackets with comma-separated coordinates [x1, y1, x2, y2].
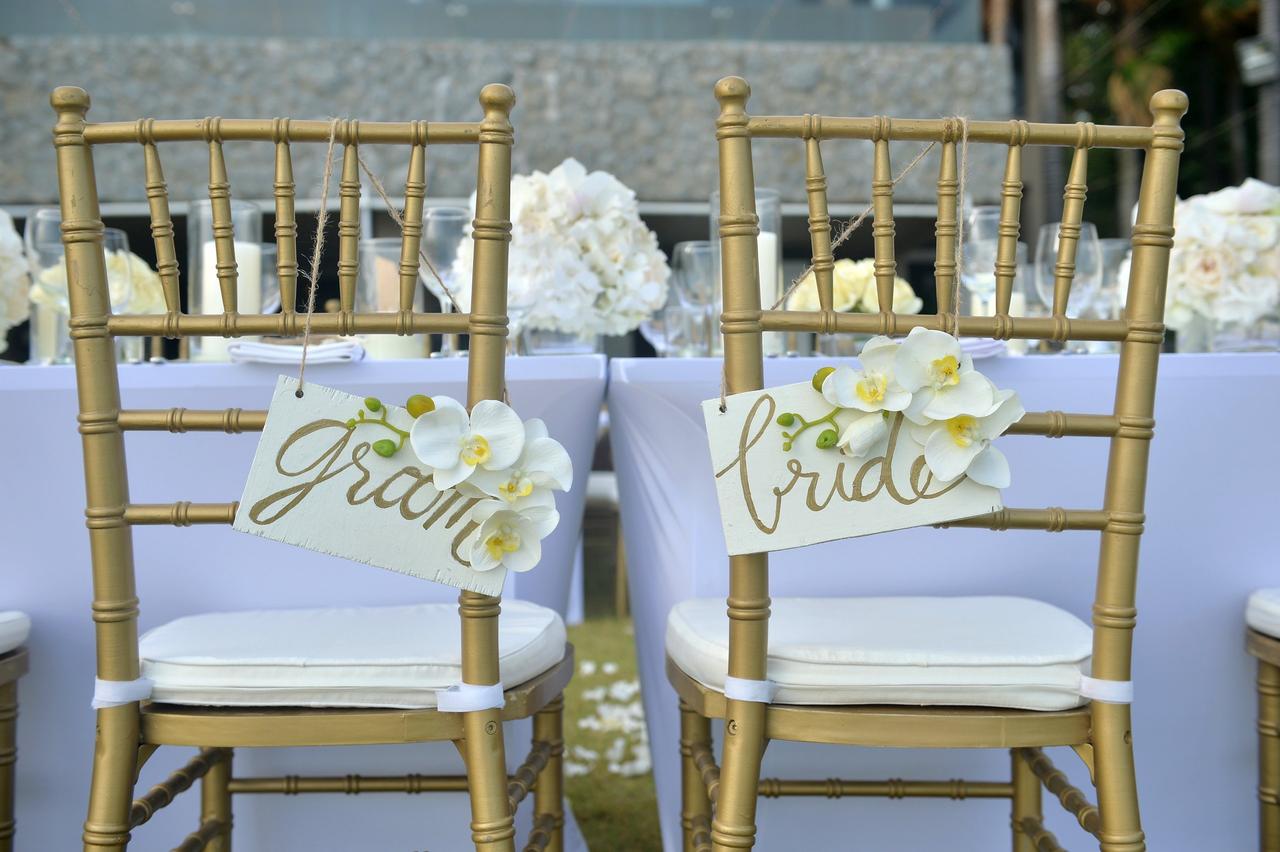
[564, 615, 661, 851]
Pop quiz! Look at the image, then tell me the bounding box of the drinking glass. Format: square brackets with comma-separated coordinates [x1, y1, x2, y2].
[959, 206, 1003, 303]
[187, 199, 263, 360]
[357, 238, 427, 360]
[1034, 222, 1102, 317]
[420, 206, 469, 355]
[1097, 238, 1131, 321]
[671, 241, 717, 307]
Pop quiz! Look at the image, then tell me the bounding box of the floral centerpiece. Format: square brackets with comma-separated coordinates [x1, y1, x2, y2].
[788, 257, 923, 356]
[0, 210, 31, 360]
[451, 158, 670, 351]
[1150, 178, 1280, 351]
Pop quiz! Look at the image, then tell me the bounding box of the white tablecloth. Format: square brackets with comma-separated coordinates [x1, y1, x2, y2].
[2, 355, 605, 851]
[609, 353, 1280, 852]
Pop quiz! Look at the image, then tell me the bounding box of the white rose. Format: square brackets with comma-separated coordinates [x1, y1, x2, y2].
[0, 209, 30, 356]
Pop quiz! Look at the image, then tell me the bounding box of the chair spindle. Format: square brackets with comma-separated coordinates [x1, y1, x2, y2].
[871, 128, 896, 319]
[272, 121, 298, 318]
[138, 123, 181, 315]
[1051, 128, 1093, 316]
[934, 137, 959, 316]
[399, 123, 428, 314]
[337, 127, 361, 314]
[803, 130, 834, 315]
[205, 119, 239, 315]
[994, 125, 1027, 316]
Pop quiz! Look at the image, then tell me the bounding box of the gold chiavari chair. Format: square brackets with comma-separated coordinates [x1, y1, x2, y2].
[51, 84, 570, 852]
[0, 612, 30, 852]
[1247, 591, 1280, 850]
[667, 76, 1187, 852]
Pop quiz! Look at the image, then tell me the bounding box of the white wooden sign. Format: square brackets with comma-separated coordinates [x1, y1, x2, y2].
[234, 376, 506, 596]
[702, 381, 1002, 556]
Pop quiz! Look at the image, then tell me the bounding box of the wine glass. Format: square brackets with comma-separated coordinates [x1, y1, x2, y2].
[420, 206, 469, 355]
[959, 206, 1003, 313]
[671, 241, 716, 307]
[1034, 222, 1102, 317]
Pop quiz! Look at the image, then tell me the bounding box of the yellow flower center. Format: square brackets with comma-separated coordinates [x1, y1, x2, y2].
[498, 472, 535, 502]
[484, 524, 521, 560]
[930, 355, 961, 389]
[946, 415, 978, 447]
[460, 434, 491, 467]
[855, 373, 887, 405]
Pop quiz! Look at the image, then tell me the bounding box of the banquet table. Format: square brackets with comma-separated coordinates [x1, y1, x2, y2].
[2, 355, 605, 851]
[609, 352, 1280, 852]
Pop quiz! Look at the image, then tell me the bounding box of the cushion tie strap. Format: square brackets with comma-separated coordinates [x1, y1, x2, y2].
[436, 682, 506, 713]
[92, 677, 154, 709]
[1079, 674, 1133, 704]
[723, 675, 777, 704]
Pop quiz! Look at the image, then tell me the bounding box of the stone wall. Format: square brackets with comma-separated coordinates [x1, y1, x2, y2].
[1, 36, 1012, 206]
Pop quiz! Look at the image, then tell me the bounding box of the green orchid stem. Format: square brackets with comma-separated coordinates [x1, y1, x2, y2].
[780, 406, 840, 450]
[352, 408, 409, 452]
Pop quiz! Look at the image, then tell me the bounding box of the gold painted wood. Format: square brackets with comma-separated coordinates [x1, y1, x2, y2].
[506, 740, 551, 811]
[1017, 747, 1101, 837]
[933, 134, 959, 316]
[108, 310, 471, 338]
[271, 124, 298, 318]
[337, 132, 360, 313]
[994, 125, 1027, 316]
[870, 125, 897, 318]
[138, 127, 181, 314]
[1051, 134, 1093, 316]
[400, 123, 428, 313]
[130, 749, 226, 828]
[53, 83, 545, 852]
[757, 778, 1014, 799]
[0, 649, 26, 852]
[228, 775, 471, 794]
[687, 76, 1186, 852]
[204, 123, 239, 315]
[1249, 631, 1280, 850]
[802, 130, 834, 314]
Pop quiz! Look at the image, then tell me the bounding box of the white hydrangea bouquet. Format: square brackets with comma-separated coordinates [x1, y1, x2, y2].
[788, 257, 923, 315]
[406, 394, 572, 573]
[451, 158, 670, 338]
[32, 248, 166, 315]
[1160, 178, 1280, 333]
[0, 210, 31, 359]
[793, 327, 1022, 488]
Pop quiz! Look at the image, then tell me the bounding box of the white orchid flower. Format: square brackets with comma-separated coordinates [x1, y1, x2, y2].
[894, 327, 994, 423]
[836, 411, 891, 459]
[409, 397, 525, 491]
[820, 337, 912, 413]
[469, 500, 559, 573]
[468, 418, 573, 508]
[910, 383, 1024, 488]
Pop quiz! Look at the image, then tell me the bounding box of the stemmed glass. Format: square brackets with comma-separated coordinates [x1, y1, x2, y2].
[419, 206, 470, 355]
[1034, 222, 1102, 317]
[642, 241, 717, 357]
[959, 206, 1003, 312]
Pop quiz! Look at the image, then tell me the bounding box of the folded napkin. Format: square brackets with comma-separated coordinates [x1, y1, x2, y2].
[958, 337, 1008, 360]
[226, 339, 366, 365]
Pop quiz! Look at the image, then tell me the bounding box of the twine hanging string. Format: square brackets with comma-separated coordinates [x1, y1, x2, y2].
[295, 119, 341, 396]
[717, 116, 971, 412]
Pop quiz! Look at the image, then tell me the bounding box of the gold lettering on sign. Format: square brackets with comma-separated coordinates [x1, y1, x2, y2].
[715, 394, 963, 536]
[247, 418, 482, 563]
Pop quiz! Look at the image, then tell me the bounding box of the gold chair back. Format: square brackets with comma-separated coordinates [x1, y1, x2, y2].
[702, 75, 1186, 852]
[51, 85, 567, 852]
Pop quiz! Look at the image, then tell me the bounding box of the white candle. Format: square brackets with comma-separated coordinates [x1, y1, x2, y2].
[195, 240, 262, 361]
[755, 231, 780, 308]
[360, 251, 427, 359]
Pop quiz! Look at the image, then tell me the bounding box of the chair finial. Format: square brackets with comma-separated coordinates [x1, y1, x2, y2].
[51, 85, 90, 115]
[479, 83, 516, 118]
[715, 76, 750, 109]
[1149, 89, 1189, 123]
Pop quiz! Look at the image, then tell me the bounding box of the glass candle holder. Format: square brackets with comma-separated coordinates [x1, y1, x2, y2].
[187, 199, 263, 361]
[358, 237, 427, 360]
[710, 188, 782, 355]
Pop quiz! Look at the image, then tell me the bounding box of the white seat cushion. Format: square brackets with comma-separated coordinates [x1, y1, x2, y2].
[0, 611, 30, 655]
[140, 601, 565, 709]
[666, 596, 1092, 712]
[1248, 589, 1280, 639]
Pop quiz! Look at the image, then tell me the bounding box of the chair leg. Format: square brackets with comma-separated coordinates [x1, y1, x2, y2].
[1010, 748, 1042, 852]
[710, 699, 767, 852]
[1259, 660, 1280, 852]
[531, 696, 565, 852]
[459, 710, 517, 852]
[679, 701, 712, 852]
[0, 681, 17, 852]
[82, 706, 141, 851]
[1092, 702, 1146, 852]
[201, 748, 233, 852]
